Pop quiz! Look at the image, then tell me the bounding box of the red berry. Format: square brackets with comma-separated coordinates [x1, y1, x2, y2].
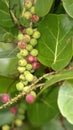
[25, 94, 35, 104]
[26, 55, 36, 63]
[20, 28, 26, 35]
[32, 61, 40, 70]
[1, 94, 10, 103]
[18, 41, 26, 49]
[32, 15, 39, 22]
[10, 107, 17, 114]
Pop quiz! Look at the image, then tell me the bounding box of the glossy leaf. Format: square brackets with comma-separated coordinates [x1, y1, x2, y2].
[37, 14, 73, 70]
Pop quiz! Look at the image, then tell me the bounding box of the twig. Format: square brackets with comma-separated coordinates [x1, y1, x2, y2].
[59, 114, 68, 130]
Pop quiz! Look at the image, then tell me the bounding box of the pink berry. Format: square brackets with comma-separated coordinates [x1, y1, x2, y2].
[26, 55, 36, 63]
[10, 107, 17, 114]
[25, 94, 35, 104]
[32, 15, 39, 22]
[20, 28, 26, 35]
[32, 61, 40, 70]
[1, 94, 10, 103]
[18, 41, 26, 49]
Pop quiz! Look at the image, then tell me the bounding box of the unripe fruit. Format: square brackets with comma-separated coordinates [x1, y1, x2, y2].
[17, 33, 24, 41]
[16, 82, 24, 91]
[18, 108, 25, 114]
[17, 67, 26, 73]
[26, 64, 32, 70]
[26, 27, 33, 35]
[30, 49, 38, 56]
[18, 59, 27, 66]
[30, 38, 37, 46]
[26, 44, 33, 51]
[32, 15, 39, 22]
[26, 55, 36, 63]
[23, 81, 28, 85]
[30, 91, 37, 97]
[23, 86, 29, 92]
[1, 94, 10, 103]
[24, 71, 30, 75]
[32, 61, 40, 70]
[24, 34, 31, 43]
[24, 11, 32, 19]
[17, 114, 25, 120]
[18, 41, 26, 49]
[17, 53, 22, 59]
[25, 73, 34, 82]
[15, 119, 23, 127]
[20, 49, 28, 57]
[2, 125, 10, 130]
[19, 74, 26, 81]
[10, 107, 17, 114]
[24, 0, 32, 9]
[30, 6, 35, 14]
[25, 93, 35, 104]
[33, 31, 41, 39]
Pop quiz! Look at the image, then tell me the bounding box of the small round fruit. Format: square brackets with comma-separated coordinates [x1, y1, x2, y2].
[23, 80, 28, 85]
[26, 44, 33, 51]
[17, 33, 24, 41]
[24, 0, 32, 9]
[30, 38, 37, 46]
[18, 59, 27, 66]
[20, 49, 28, 57]
[24, 11, 32, 19]
[15, 119, 23, 127]
[32, 15, 39, 22]
[26, 27, 33, 35]
[32, 31, 41, 39]
[30, 49, 38, 56]
[24, 34, 31, 43]
[18, 108, 25, 114]
[30, 6, 35, 14]
[16, 82, 24, 91]
[26, 64, 32, 71]
[24, 70, 30, 75]
[25, 94, 35, 104]
[1, 94, 10, 103]
[2, 125, 10, 130]
[10, 107, 17, 114]
[17, 67, 26, 73]
[32, 61, 40, 70]
[20, 28, 26, 35]
[26, 55, 36, 63]
[19, 74, 26, 81]
[25, 73, 34, 82]
[23, 86, 29, 92]
[17, 53, 22, 59]
[18, 41, 26, 49]
[17, 114, 25, 120]
[30, 91, 37, 97]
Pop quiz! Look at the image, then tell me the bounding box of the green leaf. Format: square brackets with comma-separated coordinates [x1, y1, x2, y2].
[37, 14, 73, 70]
[27, 87, 59, 126]
[62, 0, 73, 18]
[35, 0, 54, 17]
[58, 81, 73, 124]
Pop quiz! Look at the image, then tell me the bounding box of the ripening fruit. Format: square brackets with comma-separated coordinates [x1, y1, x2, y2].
[24, 34, 31, 43]
[30, 38, 37, 46]
[32, 61, 40, 70]
[26, 64, 32, 71]
[16, 82, 24, 91]
[30, 6, 35, 14]
[25, 73, 34, 82]
[26, 27, 33, 35]
[24, 70, 30, 75]
[19, 74, 26, 81]
[20, 49, 28, 57]
[18, 59, 27, 66]
[17, 33, 24, 41]
[26, 44, 33, 51]
[17, 67, 26, 73]
[30, 49, 38, 56]
[32, 31, 41, 39]
[17, 53, 22, 59]
[2, 125, 10, 130]
[18, 41, 26, 49]
[25, 93, 36, 104]
[1, 94, 10, 103]
[23, 86, 29, 92]
[32, 15, 39, 22]
[24, 0, 32, 9]
[24, 11, 32, 19]
[26, 55, 36, 63]
[20, 28, 26, 35]
[23, 80, 28, 85]
[10, 107, 17, 114]
[15, 119, 23, 127]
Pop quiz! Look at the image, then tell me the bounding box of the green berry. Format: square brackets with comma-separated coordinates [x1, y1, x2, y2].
[26, 44, 33, 51]
[15, 119, 23, 127]
[33, 31, 41, 39]
[19, 74, 26, 81]
[23, 81, 28, 85]
[20, 49, 28, 57]
[16, 82, 24, 91]
[25, 73, 34, 82]
[24, 0, 32, 9]
[17, 114, 25, 120]
[18, 108, 25, 114]
[2, 125, 10, 130]
[30, 6, 35, 14]
[17, 32, 24, 41]
[17, 53, 23, 59]
[30, 49, 38, 56]
[30, 91, 36, 97]
[18, 59, 27, 66]
[24, 71, 30, 75]
[26, 64, 32, 71]
[17, 67, 26, 73]
[26, 27, 33, 35]
[30, 38, 37, 46]
[24, 34, 31, 43]
[24, 11, 32, 19]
